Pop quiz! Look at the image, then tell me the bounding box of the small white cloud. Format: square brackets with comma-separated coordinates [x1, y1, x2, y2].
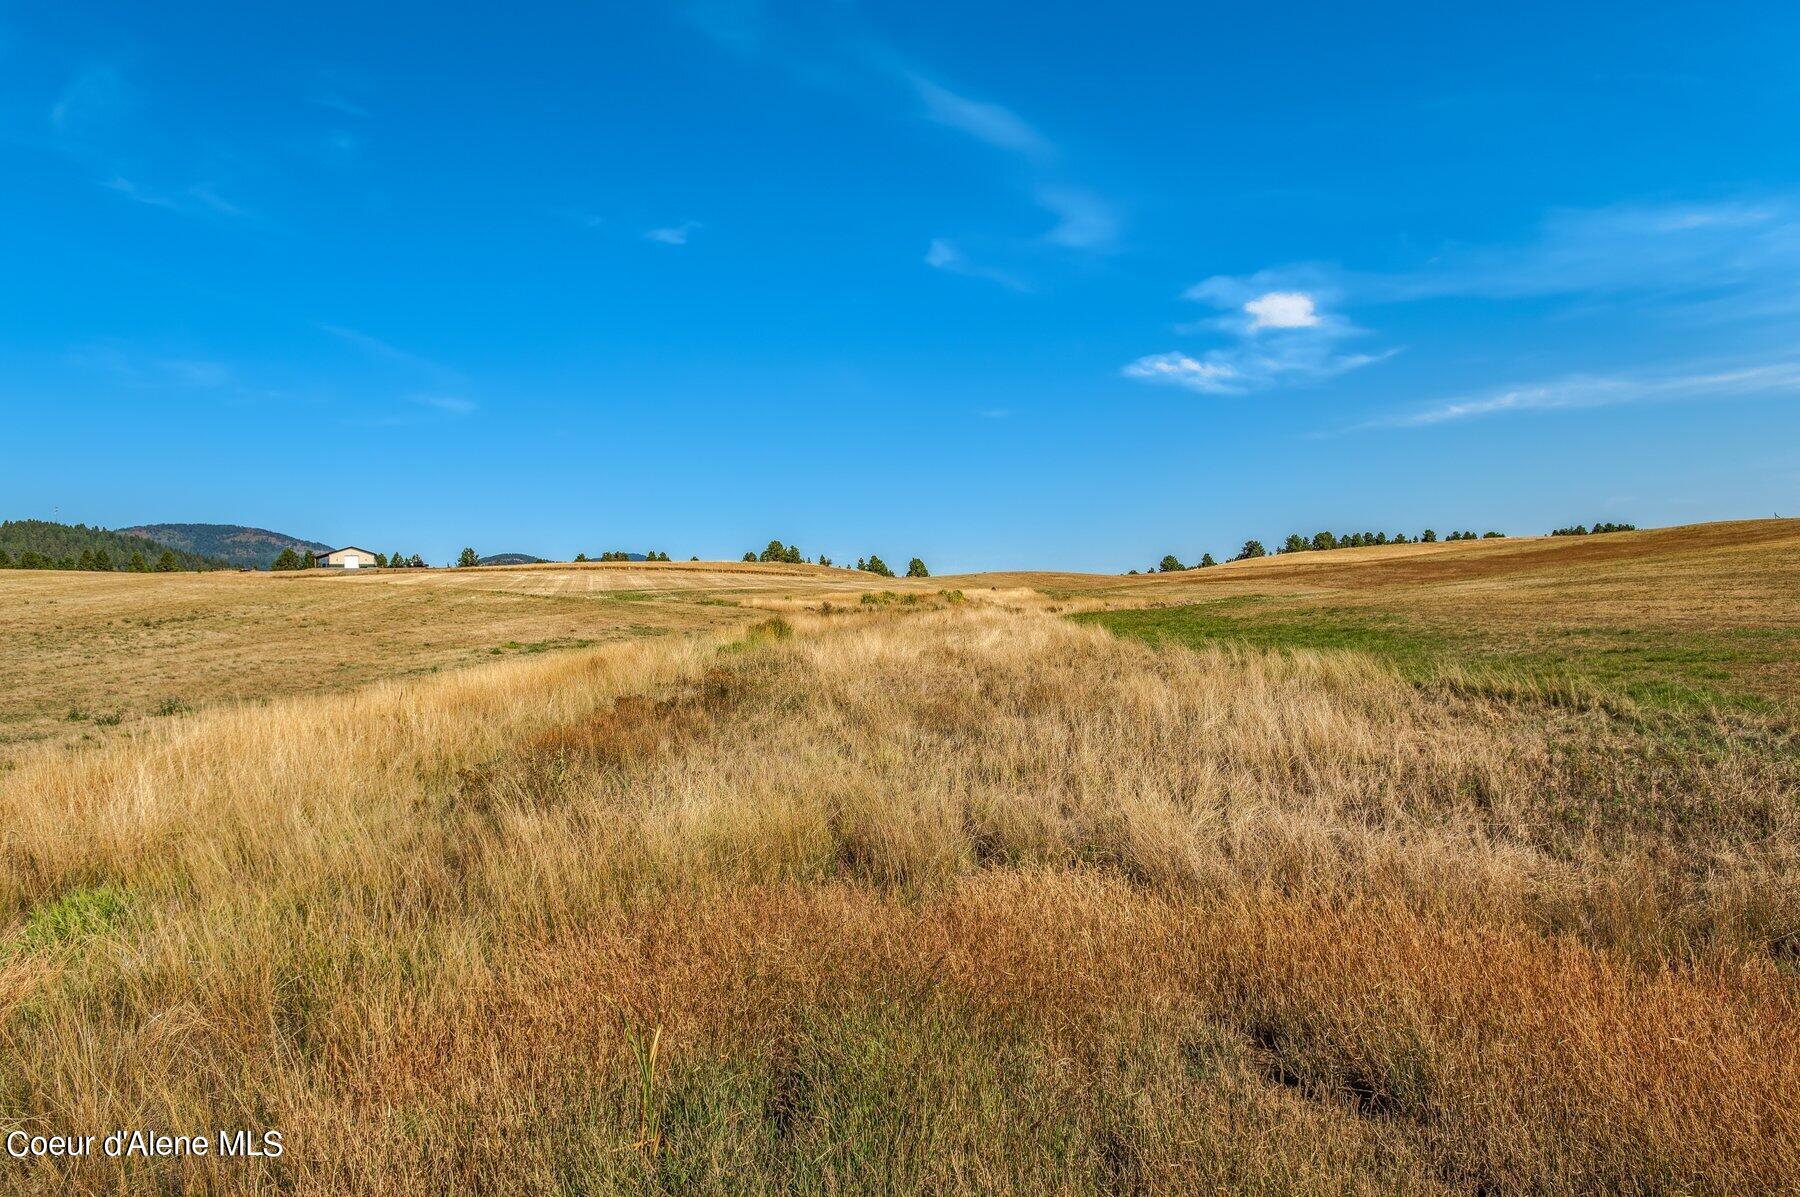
[644, 222, 699, 245]
[1244, 291, 1320, 330]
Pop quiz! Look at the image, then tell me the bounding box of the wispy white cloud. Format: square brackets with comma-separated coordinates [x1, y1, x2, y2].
[644, 221, 699, 245]
[671, 4, 1119, 260]
[1381, 199, 1796, 303]
[308, 91, 368, 118]
[1368, 360, 1800, 428]
[50, 64, 132, 134]
[1121, 353, 1239, 392]
[906, 73, 1052, 159]
[409, 393, 477, 416]
[1037, 187, 1118, 252]
[71, 345, 236, 392]
[924, 238, 1028, 291]
[317, 323, 466, 387]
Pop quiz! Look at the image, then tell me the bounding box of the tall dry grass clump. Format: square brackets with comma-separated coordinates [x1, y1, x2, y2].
[0, 605, 1794, 1194]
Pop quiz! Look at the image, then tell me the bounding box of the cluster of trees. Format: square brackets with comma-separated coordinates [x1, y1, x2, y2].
[270, 549, 318, 570]
[739, 539, 926, 577]
[1551, 522, 1637, 536]
[747, 540, 806, 564]
[848, 556, 929, 578]
[0, 548, 182, 571]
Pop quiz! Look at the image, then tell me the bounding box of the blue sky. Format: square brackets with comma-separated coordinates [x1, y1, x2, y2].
[2, 1, 1797, 571]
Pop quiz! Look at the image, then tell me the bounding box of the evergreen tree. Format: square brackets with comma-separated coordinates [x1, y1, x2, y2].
[1310, 531, 1337, 552]
[1157, 554, 1185, 573]
[864, 554, 894, 577]
[373, 552, 389, 567]
[301, 550, 318, 568]
[1235, 540, 1266, 560]
[407, 554, 424, 568]
[907, 557, 930, 578]
[0, 549, 11, 567]
[1421, 529, 1437, 543]
[743, 552, 756, 562]
[458, 547, 480, 568]
[77, 550, 95, 570]
[154, 550, 178, 572]
[1199, 552, 1217, 567]
[272, 548, 300, 571]
[574, 552, 588, 562]
[128, 551, 148, 572]
[1282, 533, 1307, 554]
[93, 549, 112, 571]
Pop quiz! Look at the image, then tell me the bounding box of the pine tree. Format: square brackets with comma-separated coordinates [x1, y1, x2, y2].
[0, 550, 11, 568]
[1157, 554, 1184, 573]
[1283, 534, 1308, 554]
[93, 550, 112, 571]
[864, 555, 894, 577]
[1421, 529, 1437, 543]
[1199, 553, 1216, 567]
[301, 550, 318, 568]
[128, 551, 148, 572]
[409, 554, 425, 568]
[1235, 540, 1266, 560]
[458, 547, 480, 567]
[154, 550, 178, 572]
[907, 557, 930, 578]
[272, 549, 300, 571]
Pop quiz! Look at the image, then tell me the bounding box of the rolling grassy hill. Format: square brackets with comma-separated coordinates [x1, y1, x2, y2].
[0, 520, 1794, 1194]
[122, 522, 332, 569]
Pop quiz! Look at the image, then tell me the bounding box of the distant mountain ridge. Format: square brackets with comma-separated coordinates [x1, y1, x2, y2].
[478, 553, 548, 566]
[0, 520, 229, 570]
[124, 523, 333, 570]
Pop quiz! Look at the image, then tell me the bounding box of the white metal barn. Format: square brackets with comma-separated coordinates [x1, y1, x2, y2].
[319, 546, 378, 569]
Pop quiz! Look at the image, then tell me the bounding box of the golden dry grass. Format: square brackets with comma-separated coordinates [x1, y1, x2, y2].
[0, 564, 1795, 1193]
[0, 560, 935, 758]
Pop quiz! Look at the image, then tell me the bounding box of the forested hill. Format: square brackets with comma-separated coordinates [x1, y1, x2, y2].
[123, 523, 331, 570]
[0, 520, 229, 570]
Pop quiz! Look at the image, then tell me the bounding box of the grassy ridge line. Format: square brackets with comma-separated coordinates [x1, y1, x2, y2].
[0, 605, 1794, 1192]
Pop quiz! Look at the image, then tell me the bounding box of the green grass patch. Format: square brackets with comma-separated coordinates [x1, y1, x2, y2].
[1077, 603, 1781, 716]
[10, 884, 130, 955]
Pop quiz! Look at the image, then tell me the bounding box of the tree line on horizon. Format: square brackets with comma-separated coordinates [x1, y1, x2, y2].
[0, 547, 186, 572]
[738, 539, 929, 578]
[0, 519, 225, 572]
[1138, 520, 1641, 574]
